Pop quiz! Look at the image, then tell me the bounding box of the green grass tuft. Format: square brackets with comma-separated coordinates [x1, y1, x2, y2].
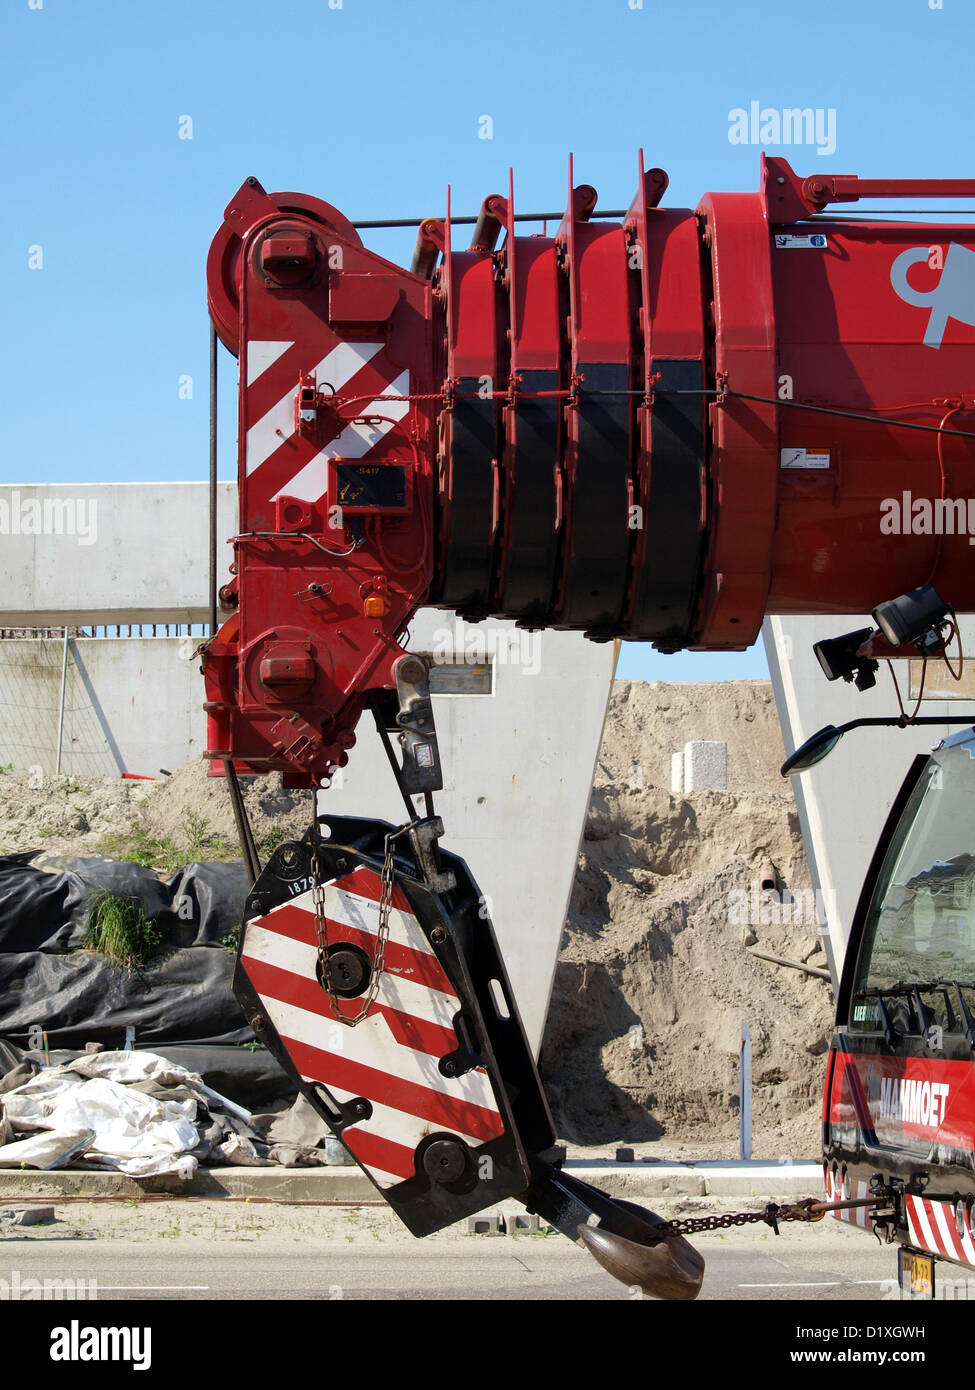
[85, 890, 162, 968]
[180, 810, 235, 861]
[259, 825, 290, 857]
[96, 812, 240, 873]
[219, 923, 242, 952]
[96, 826, 187, 875]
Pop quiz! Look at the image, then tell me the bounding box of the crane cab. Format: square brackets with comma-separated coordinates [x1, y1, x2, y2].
[824, 726, 975, 1297]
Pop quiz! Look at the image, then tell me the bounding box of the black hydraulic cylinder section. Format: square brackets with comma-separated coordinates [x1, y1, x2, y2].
[470, 194, 507, 252]
[628, 360, 707, 645]
[411, 219, 443, 279]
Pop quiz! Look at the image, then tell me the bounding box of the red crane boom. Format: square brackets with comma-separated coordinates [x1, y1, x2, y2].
[200, 155, 975, 1298]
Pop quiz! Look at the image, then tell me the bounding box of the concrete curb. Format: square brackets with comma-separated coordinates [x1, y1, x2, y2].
[0, 1160, 824, 1203]
[565, 1161, 823, 1200]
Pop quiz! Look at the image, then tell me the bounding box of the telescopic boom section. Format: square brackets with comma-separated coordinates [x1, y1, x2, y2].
[203, 156, 975, 788]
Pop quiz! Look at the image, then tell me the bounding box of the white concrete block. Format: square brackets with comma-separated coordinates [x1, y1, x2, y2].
[0, 636, 204, 777]
[683, 740, 728, 792]
[671, 751, 684, 795]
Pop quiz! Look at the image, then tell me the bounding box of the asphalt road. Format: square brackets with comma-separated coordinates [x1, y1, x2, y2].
[0, 1219, 901, 1302]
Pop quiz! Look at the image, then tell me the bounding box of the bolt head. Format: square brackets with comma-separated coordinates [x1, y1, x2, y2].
[399, 657, 425, 684]
[423, 1139, 468, 1185]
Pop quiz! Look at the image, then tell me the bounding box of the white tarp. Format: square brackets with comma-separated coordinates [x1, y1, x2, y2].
[0, 1050, 253, 1178]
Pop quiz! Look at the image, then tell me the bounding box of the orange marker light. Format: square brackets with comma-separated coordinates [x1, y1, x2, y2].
[364, 595, 387, 618]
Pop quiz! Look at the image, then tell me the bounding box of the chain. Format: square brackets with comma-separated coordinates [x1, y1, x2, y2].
[313, 821, 416, 1027]
[645, 1196, 892, 1239]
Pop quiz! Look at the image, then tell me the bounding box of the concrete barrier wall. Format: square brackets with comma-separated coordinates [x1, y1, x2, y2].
[0, 483, 237, 626]
[0, 478, 616, 1052]
[0, 478, 618, 1053]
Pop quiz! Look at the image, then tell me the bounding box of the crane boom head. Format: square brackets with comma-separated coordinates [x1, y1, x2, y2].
[203, 155, 975, 787]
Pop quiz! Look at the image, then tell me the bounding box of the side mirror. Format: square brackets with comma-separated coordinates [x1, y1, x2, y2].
[781, 714, 975, 777]
[781, 725, 844, 775]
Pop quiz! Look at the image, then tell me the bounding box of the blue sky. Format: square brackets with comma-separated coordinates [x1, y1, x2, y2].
[2, 0, 970, 678]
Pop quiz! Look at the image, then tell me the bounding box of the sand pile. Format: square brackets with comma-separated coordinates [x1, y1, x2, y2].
[538, 681, 832, 1156]
[0, 770, 155, 857]
[139, 759, 314, 850]
[0, 761, 314, 864]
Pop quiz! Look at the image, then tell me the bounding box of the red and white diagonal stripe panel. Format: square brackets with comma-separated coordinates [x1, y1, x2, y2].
[244, 337, 411, 507]
[905, 1194, 975, 1268]
[241, 866, 505, 1189]
[824, 1167, 873, 1229]
[825, 1168, 975, 1268]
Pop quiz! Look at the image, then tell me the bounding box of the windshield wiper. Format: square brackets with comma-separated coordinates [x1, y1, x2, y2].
[859, 979, 975, 1049]
[930, 978, 975, 1049]
[855, 981, 945, 1047]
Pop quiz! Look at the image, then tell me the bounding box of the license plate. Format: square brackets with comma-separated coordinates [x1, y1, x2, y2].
[898, 1247, 935, 1299]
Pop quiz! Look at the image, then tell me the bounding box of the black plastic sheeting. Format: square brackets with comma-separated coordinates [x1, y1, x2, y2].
[0, 855, 251, 954]
[0, 948, 250, 1047]
[154, 1045, 297, 1109]
[0, 853, 295, 1106]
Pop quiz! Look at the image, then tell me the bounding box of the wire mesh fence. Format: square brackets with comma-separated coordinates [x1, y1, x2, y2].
[0, 635, 68, 773]
[0, 624, 210, 639]
[0, 626, 211, 776]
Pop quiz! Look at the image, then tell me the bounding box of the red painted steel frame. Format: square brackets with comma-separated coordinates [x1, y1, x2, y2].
[204, 159, 975, 787]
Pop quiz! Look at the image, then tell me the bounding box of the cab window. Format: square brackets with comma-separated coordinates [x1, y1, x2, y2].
[854, 734, 975, 1032]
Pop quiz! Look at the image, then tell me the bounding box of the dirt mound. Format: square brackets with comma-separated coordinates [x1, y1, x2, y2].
[0, 759, 314, 867]
[596, 678, 789, 792]
[0, 770, 155, 859]
[539, 681, 833, 1156]
[140, 759, 314, 852]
